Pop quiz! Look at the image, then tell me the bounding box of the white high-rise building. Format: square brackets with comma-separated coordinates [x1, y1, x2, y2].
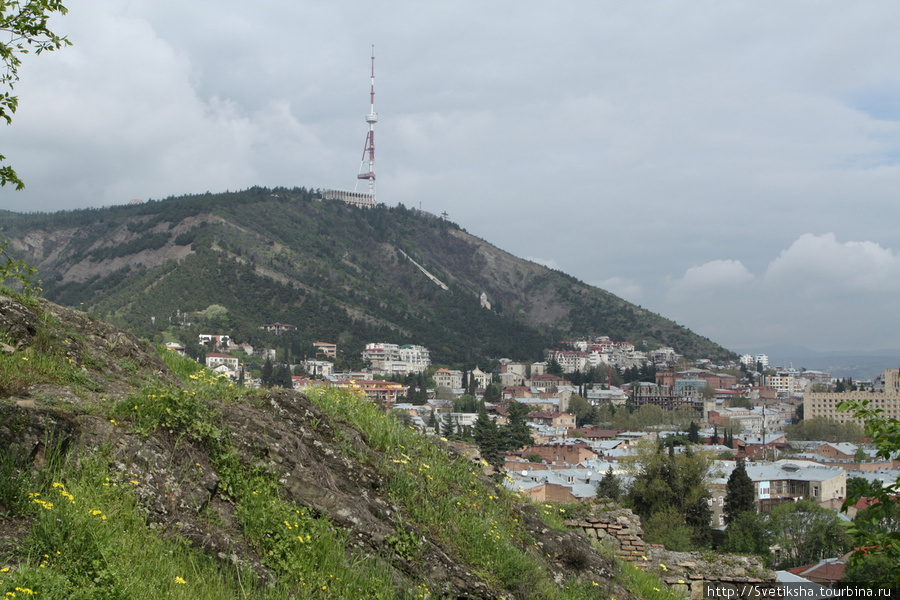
[362, 343, 430, 375]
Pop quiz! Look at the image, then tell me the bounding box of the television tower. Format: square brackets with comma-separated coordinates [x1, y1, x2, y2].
[355, 45, 377, 200]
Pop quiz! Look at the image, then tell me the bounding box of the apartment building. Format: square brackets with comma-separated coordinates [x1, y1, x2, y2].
[361, 343, 431, 375]
[433, 368, 463, 390]
[804, 369, 900, 426]
[761, 373, 801, 397]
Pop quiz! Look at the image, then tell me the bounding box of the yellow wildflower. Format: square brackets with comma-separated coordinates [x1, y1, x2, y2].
[174, 576, 186, 584]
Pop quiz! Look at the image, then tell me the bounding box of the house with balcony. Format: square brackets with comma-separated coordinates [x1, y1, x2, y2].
[205, 352, 239, 372]
[743, 461, 846, 512]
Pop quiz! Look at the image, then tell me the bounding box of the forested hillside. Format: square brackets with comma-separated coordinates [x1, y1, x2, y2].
[1, 187, 733, 366]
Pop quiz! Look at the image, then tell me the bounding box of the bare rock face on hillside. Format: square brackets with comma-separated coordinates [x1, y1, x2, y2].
[0, 296, 41, 350]
[0, 294, 633, 599]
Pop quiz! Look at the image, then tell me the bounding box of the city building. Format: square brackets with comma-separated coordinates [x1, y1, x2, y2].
[303, 360, 333, 378]
[313, 342, 337, 359]
[433, 368, 463, 390]
[361, 343, 430, 375]
[205, 353, 239, 372]
[258, 322, 295, 335]
[469, 366, 492, 391]
[805, 369, 900, 425]
[738, 461, 847, 512]
[198, 334, 229, 348]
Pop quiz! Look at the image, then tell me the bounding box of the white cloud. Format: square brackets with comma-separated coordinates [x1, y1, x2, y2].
[659, 234, 900, 351]
[3, 1, 900, 353]
[763, 233, 900, 293]
[666, 260, 755, 301]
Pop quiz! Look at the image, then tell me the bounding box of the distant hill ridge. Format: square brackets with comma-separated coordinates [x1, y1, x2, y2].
[2, 187, 733, 366]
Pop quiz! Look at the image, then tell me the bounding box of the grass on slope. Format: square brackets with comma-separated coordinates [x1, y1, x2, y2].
[1, 348, 681, 599]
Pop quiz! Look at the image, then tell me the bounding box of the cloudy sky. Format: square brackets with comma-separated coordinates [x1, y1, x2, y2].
[2, 1, 899, 354]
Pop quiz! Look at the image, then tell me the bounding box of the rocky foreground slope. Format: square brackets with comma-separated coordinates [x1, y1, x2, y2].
[0, 294, 641, 599]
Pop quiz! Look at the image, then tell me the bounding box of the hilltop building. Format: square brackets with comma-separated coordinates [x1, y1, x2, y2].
[258, 322, 295, 335]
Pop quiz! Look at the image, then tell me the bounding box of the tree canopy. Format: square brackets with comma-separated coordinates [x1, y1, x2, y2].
[625, 441, 713, 549]
[784, 416, 864, 443]
[721, 511, 772, 559]
[723, 459, 755, 524]
[595, 466, 622, 501]
[837, 396, 900, 585]
[768, 499, 850, 569]
[1, 0, 71, 189]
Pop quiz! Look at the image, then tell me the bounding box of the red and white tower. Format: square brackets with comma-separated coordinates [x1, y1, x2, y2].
[355, 45, 377, 200]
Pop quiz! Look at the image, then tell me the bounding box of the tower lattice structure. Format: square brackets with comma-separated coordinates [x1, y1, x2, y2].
[354, 45, 377, 201]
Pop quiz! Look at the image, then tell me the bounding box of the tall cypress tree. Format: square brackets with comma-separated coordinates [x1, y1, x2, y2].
[466, 371, 477, 396]
[441, 412, 455, 438]
[501, 400, 534, 451]
[724, 459, 755, 524]
[596, 466, 622, 501]
[276, 363, 292, 388]
[483, 382, 501, 404]
[261, 356, 274, 387]
[474, 406, 501, 466]
[688, 421, 700, 444]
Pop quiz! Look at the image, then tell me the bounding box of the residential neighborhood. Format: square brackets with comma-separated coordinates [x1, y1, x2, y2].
[167, 329, 900, 588]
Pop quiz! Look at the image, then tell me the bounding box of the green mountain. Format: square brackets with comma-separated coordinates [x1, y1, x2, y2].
[1, 187, 733, 366]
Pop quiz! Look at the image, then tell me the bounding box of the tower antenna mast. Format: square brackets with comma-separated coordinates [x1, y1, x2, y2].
[355, 45, 377, 200]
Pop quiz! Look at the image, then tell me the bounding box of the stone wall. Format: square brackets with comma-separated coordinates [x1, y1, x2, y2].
[565, 509, 647, 562]
[567, 509, 779, 599]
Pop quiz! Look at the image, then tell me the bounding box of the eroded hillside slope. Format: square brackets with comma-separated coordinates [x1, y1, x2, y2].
[1, 188, 734, 363]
